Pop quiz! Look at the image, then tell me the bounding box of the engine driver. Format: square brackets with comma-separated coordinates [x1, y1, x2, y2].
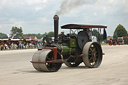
[83, 28, 92, 41]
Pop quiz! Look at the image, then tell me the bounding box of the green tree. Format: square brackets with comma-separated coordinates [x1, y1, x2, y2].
[113, 24, 128, 38]
[23, 34, 35, 37]
[48, 31, 54, 37]
[10, 26, 23, 39]
[0, 33, 8, 39]
[42, 32, 48, 37]
[23, 33, 44, 39]
[42, 31, 54, 37]
[36, 33, 42, 39]
[23, 31, 54, 39]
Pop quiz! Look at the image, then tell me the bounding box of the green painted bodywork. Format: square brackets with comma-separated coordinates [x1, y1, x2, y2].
[60, 39, 77, 55]
[61, 45, 76, 55]
[69, 39, 76, 48]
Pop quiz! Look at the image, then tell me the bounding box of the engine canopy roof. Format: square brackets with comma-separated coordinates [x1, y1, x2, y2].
[61, 24, 107, 29]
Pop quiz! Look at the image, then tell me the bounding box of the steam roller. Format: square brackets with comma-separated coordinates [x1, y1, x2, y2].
[32, 49, 62, 72]
[31, 15, 107, 72]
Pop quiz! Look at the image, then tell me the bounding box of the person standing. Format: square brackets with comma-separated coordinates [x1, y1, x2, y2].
[83, 28, 92, 41]
[4, 43, 8, 50]
[1, 44, 4, 50]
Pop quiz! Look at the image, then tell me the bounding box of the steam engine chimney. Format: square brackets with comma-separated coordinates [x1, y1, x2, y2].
[53, 15, 59, 43]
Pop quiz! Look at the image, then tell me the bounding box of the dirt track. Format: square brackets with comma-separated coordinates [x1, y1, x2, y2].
[0, 45, 128, 85]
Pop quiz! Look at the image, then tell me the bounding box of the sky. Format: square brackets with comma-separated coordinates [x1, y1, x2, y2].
[0, 0, 128, 36]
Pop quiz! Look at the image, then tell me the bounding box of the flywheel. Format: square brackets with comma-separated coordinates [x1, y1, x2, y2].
[77, 31, 89, 49]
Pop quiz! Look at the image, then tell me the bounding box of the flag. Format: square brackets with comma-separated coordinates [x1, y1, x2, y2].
[103, 29, 107, 40]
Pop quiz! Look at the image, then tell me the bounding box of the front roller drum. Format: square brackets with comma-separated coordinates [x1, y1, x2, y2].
[82, 42, 103, 68]
[32, 49, 62, 72]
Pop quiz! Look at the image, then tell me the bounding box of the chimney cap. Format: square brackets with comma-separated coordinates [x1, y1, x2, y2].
[53, 15, 59, 20]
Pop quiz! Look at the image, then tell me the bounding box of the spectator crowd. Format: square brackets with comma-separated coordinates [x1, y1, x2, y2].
[0, 41, 42, 51]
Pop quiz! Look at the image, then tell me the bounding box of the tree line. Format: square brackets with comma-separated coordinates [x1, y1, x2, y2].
[0, 26, 54, 39]
[0, 24, 128, 39]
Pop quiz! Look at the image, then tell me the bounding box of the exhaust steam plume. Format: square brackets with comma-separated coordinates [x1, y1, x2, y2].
[56, 0, 96, 15]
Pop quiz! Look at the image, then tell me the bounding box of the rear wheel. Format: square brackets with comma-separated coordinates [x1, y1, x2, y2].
[82, 42, 103, 68]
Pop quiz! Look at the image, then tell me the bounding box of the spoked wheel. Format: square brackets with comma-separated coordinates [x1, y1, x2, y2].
[32, 49, 62, 72]
[64, 61, 81, 67]
[82, 42, 103, 68]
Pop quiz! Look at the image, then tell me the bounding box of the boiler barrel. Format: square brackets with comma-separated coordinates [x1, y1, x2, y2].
[61, 46, 76, 55]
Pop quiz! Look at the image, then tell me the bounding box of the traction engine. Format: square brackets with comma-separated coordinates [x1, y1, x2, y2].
[31, 15, 107, 72]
